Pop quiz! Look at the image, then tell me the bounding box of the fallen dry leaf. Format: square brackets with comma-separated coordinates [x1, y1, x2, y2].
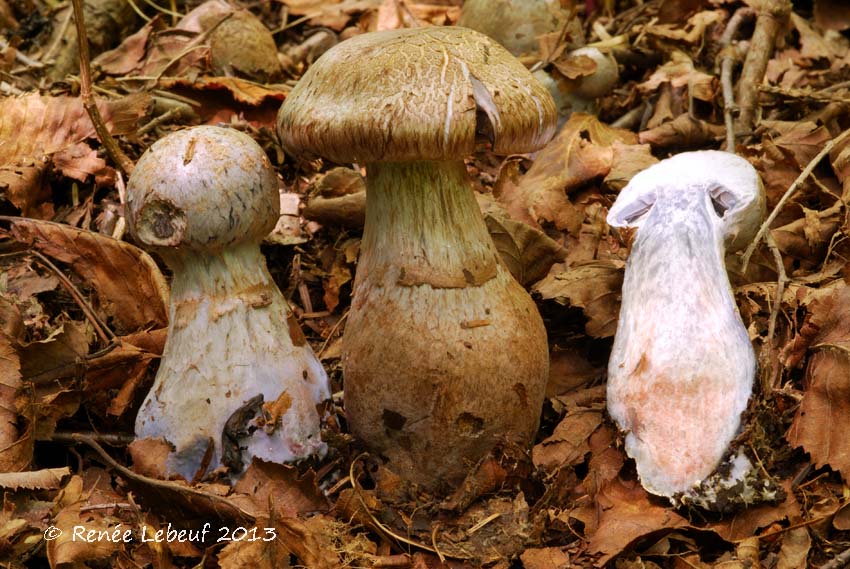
[643, 9, 725, 44]
[5, 217, 169, 334]
[776, 526, 811, 569]
[218, 527, 292, 569]
[0, 297, 26, 472]
[520, 546, 570, 569]
[533, 260, 624, 338]
[0, 93, 149, 217]
[705, 479, 802, 542]
[0, 467, 70, 490]
[814, 0, 850, 31]
[275, 515, 343, 569]
[45, 476, 122, 567]
[532, 409, 603, 470]
[587, 476, 690, 565]
[484, 213, 567, 287]
[786, 286, 850, 480]
[231, 459, 330, 519]
[505, 114, 636, 232]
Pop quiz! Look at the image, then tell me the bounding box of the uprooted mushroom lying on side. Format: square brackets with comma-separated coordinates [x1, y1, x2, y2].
[606, 150, 781, 510]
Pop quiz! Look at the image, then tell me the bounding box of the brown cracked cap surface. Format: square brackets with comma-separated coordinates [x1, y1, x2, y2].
[126, 126, 279, 251]
[277, 26, 558, 164]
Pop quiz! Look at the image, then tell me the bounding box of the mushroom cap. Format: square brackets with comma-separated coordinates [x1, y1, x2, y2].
[607, 150, 765, 251]
[567, 47, 620, 100]
[456, 0, 566, 57]
[277, 26, 558, 164]
[126, 126, 279, 251]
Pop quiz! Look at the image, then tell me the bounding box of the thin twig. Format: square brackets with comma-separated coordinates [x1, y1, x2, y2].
[719, 7, 755, 151]
[348, 454, 468, 559]
[317, 309, 348, 358]
[820, 547, 850, 569]
[47, 431, 135, 445]
[765, 232, 787, 351]
[741, 127, 850, 271]
[70, 0, 135, 176]
[761, 232, 789, 393]
[736, 0, 791, 135]
[71, 434, 256, 520]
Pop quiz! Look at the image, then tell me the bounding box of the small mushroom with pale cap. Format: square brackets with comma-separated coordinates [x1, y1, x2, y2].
[606, 150, 771, 508]
[127, 126, 330, 480]
[278, 26, 557, 490]
[457, 0, 619, 122]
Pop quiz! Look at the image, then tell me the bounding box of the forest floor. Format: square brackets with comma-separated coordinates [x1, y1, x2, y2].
[1, 0, 850, 567]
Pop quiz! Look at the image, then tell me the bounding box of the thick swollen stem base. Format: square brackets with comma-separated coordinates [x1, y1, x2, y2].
[342, 161, 548, 490]
[135, 244, 329, 480]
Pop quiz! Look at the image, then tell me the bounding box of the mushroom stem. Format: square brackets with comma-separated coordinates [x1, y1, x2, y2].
[359, 161, 498, 289]
[164, 243, 275, 301]
[342, 160, 548, 489]
[137, 242, 328, 479]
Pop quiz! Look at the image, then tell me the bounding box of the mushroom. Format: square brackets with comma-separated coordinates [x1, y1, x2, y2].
[532, 47, 620, 121]
[277, 26, 556, 489]
[456, 0, 567, 59]
[606, 150, 766, 504]
[127, 126, 330, 480]
[456, 0, 618, 123]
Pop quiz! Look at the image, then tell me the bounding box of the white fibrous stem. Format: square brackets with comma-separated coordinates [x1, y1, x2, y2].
[607, 191, 755, 498]
[358, 161, 500, 289]
[136, 242, 329, 480]
[342, 161, 548, 489]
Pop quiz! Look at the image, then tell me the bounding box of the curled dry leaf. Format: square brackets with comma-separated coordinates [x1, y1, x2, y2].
[218, 526, 292, 569]
[532, 409, 603, 470]
[503, 113, 637, 232]
[277, 0, 359, 30]
[0, 94, 150, 217]
[0, 296, 28, 472]
[0, 467, 70, 490]
[642, 9, 725, 44]
[520, 547, 570, 569]
[639, 50, 717, 97]
[777, 526, 812, 569]
[786, 285, 850, 479]
[484, 213, 567, 287]
[532, 260, 624, 338]
[45, 476, 122, 567]
[230, 459, 331, 519]
[638, 113, 726, 149]
[586, 476, 689, 565]
[5, 217, 168, 334]
[704, 479, 802, 542]
[274, 515, 343, 569]
[19, 320, 88, 439]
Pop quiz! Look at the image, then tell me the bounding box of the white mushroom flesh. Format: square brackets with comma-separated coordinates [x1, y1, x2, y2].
[606, 150, 764, 499]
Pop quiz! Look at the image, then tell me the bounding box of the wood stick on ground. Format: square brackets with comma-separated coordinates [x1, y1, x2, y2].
[741, 127, 850, 271]
[71, 0, 135, 176]
[735, 0, 791, 136]
[820, 545, 850, 569]
[719, 7, 755, 151]
[762, 232, 788, 394]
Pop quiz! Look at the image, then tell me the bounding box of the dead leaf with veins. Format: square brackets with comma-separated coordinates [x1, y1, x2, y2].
[787, 286, 850, 479]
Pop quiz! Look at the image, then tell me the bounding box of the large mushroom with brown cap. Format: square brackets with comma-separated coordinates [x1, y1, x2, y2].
[606, 150, 767, 507]
[127, 126, 330, 481]
[278, 26, 557, 490]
